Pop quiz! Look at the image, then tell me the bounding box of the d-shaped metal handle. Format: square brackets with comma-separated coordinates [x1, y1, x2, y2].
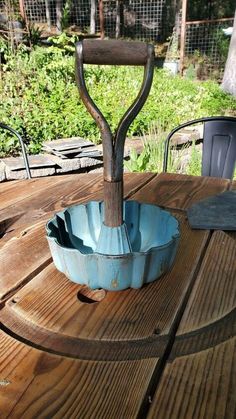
[75, 39, 155, 227]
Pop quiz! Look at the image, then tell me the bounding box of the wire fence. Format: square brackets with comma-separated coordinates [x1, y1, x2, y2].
[0, 0, 27, 45]
[24, 1, 48, 24]
[0, 1, 175, 40]
[0, 1, 234, 80]
[184, 18, 234, 78]
[103, 0, 173, 41]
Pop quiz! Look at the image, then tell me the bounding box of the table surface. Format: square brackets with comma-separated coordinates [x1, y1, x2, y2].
[0, 172, 235, 419]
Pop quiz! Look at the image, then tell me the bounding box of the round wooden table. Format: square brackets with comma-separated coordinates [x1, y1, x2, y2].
[0, 172, 235, 418]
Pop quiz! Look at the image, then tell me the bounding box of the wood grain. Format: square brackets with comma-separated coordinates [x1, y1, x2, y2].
[132, 173, 229, 210]
[0, 174, 153, 235]
[82, 39, 149, 65]
[0, 174, 104, 229]
[1, 174, 234, 417]
[148, 338, 236, 419]
[0, 173, 155, 300]
[0, 179, 20, 194]
[228, 181, 236, 239]
[0, 173, 155, 232]
[0, 176, 70, 211]
[148, 231, 236, 418]
[0, 221, 50, 301]
[0, 330, 157, 419]
[177, 231, 236, 334]
[2, 214, 209, 355]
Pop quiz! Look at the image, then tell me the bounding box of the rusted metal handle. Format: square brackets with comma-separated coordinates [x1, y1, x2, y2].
[82, 39, 150, 66]
[75, 40, 155, 227]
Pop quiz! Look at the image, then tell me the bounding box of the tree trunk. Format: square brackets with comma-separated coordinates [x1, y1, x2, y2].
[221, 10, 236, 96]
[90, 0, 96, 34]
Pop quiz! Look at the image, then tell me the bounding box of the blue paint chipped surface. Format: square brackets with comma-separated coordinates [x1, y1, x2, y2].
[46, 201, 180, 291]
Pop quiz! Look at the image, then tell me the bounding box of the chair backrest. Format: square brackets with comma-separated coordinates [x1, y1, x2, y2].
[0, 123, 31, 179]
[163, 116, 236, 179]
[202, 118, 236, 178]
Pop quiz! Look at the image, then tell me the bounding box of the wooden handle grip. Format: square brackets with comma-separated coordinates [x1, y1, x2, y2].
[81, 39, 150, 66]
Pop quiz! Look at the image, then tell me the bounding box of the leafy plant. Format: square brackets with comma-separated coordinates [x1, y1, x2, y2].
[165, 28, 179, 61]
[125, 148, 150, 172]
[0, 46, 236, 158]
[125, 126, 169, 173]
[125, 132, 203, 176]
[185, 64, 197, 81]
[186, 141, 202, 176]
[213, 28, 230, 61]
[48, 32, 79, 53]
[25, 23, 43, 46]
[61, 0, 73, 30]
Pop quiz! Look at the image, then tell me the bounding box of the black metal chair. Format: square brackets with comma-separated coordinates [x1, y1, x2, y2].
[0, 122, 31, 179]
[163, 116, 236, 179]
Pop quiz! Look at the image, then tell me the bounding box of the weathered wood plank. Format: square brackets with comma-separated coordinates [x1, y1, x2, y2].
[148, 231, 236, 418]
[0, 175, 70, 210]
[0, 221, 50, 301]
[148, 338, 236, 419]
[0, 330, 157, 418]
[132, 173, 229, 210]
[2, 214, 209, 351]
[0, 172, 153, 244]
[177, 231, 236, 334]
[0, 173, 155, 230]
[0, 174, 103, 225]
[0, 174, 155, 238]
[1, 174, 233, 417]
[0, 179, 20, 193]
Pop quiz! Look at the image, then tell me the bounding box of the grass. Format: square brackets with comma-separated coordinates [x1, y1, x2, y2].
[125, 125, 202, 175]
[125, 125, 236, 179]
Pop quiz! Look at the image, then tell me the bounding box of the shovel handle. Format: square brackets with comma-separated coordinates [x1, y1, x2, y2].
[76, 40, 155, 227]
[82, 39, 149, 66]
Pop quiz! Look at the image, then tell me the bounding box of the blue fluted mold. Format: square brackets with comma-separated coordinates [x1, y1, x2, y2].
[46, 200, 180, 291]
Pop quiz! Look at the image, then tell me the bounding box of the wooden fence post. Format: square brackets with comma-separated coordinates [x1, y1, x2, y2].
[179, 0, 187, 75]
[19, 0, 26, 20]
[90, 0, 96, 34]
[56, 0, 62, 33]
[99, 0, 105, 39]
[45, 0, 52, 32]
[115, 0, 120, 38]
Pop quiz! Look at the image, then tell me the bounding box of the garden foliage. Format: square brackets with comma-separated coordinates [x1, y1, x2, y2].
[0, 44, 236, 157]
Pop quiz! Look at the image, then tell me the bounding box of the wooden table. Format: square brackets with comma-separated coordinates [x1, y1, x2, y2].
[0, 172, 235, 418]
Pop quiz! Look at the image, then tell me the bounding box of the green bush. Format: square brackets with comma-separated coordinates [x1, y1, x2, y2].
[0, 45, 236, 156]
